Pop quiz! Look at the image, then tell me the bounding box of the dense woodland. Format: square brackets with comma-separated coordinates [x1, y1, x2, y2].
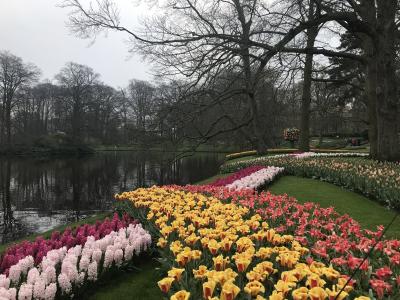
[2, 0, 399, 160]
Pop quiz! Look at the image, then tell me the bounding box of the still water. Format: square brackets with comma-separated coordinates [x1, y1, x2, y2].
[0, 151, 224, 243]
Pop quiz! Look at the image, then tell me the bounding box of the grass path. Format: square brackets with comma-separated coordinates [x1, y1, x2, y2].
[268, 176, 400, 238]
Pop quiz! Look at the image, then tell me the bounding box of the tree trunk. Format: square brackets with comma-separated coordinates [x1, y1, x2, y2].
[72, 97, 82, 144]
[5, 100, 12, 147]
[248, 93, 268, 155]
[365, 53, 378, 159]
[299, 4, 318, 152]
[375, 0, 400, 161]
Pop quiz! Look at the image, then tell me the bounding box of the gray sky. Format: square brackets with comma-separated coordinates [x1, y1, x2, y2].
[0, 0, 150, 88]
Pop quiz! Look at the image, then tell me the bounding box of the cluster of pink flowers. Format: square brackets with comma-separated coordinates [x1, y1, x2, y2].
[208, 165, 284, 191]
[208, 166, 266, 186]
[167, 184, 400, 299]
[224, 166, 284, 190]
[0, 213, 137, 276]
[0, 223, 151, 300]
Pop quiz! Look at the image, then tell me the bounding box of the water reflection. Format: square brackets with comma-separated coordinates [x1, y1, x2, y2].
[0, 151, 223, 243]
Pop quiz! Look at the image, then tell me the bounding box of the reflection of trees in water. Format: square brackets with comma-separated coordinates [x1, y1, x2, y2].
[0, 152, 222, 240]
[1, 160, 15, 236]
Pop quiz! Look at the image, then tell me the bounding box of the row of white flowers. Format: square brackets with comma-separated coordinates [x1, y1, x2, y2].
[0, 223, 151, 300]
[226, 166, 284, 191]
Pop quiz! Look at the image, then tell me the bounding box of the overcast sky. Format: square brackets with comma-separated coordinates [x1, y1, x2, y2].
[0, 0, 151, 88]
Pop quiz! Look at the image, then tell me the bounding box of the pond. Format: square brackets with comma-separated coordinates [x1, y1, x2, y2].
[0, 151, 224, 243]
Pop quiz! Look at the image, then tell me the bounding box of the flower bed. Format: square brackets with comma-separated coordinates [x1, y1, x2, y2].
[0, 215, 151, 300]
[225, 149, 297, 161]
[209, 166, 267, 186]
[116, 187, 369, 300]
[221, 154, 400, 210]
[0, 213, 137, 275]
[209, 166, 284, 191]
[224, 152, 369, 170]
[169, 184, 399, 299]
[225, 166, 284, 191]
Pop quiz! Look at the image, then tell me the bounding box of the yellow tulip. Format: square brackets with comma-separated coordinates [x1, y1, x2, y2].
[221, 238, 233, 252]
[157, 237, 167, 248]
[325, 286, 348, 300]
[220, 282, 240, 300]
[265, 229, 275, 242]
[269, 290, 285, 300]
[305, 274, 326, 288]
[168, 268, 185, 281]
[158, 277, 175, 293]
[336, 278, 354, 293]
[274, 280, 296, 295]
[292, 287, 308, 300]
[213, 255, 230, 271]
[170, 290, 190, 300]
[202, 280, 216, 299]
[193, 265, 208, 279]
[244, 280, 265, 297]
[208, 239, 220, 255]
[191, 249, 202, 260]
[235, 257, 251, 273]
[322, 266, 340, 281]
[309, 287, 328, 300]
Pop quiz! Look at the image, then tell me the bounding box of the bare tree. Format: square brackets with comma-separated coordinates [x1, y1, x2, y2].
[127, 80, 154, 134]
[0, 51, 40, 147]
[58, 0, 400, 159]
[55, 62, 100, 143]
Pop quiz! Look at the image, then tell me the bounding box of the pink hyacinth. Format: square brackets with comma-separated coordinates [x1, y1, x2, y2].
[18, 283, 33, 300]
[57, 273, 72, 295]
[0, 275, 10, 289]
[87, 261, 98, 281]
[44, 283, 56, 300]
[33, 279, 45, 299]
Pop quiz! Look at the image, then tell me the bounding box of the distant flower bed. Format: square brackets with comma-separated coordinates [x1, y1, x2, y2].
[116, 187, 371, 300]
[225, 149, 297, 161]
[0, 214, 137, 275]
[225, 150, 368, 161]
[283, 128, 300, 142]
[221, 153, 400, 209]
[170, 185, 400, 300]
[209, 166, 284, 191]
[225, 150, 258, 160]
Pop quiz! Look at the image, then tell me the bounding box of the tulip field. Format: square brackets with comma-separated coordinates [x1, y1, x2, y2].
[1, 152, 399, 299]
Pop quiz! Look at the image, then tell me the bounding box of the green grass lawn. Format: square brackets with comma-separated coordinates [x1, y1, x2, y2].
[268, 176, 400, 238]
[86, 257, 163, 300]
